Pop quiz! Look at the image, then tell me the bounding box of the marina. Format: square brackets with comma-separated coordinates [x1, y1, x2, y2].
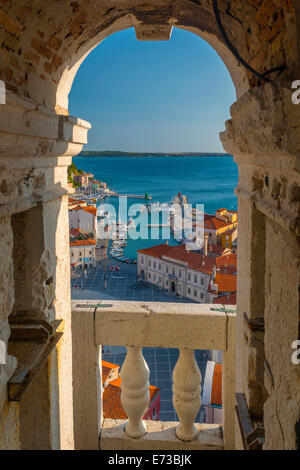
[111, 192, 152, 200]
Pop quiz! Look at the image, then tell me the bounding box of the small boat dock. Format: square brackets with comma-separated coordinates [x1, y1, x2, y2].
[110, 192, 152, 200]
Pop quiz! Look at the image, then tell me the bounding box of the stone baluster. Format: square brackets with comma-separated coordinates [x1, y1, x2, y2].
[120, 346, 150, 438]
[172, 348, 202, 441]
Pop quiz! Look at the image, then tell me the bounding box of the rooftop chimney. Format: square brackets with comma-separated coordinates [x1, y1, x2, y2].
[204, 233, 208, 257]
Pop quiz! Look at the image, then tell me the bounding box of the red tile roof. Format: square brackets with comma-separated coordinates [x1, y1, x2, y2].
[69, 205, 97, 216]
[213, 293, 236, 305]
[102, 361, 120, 385]
[70, 238, 96, 247]
[204, 215, 230, 231]
[84, 206, 97, 216]
[69, 228, 81, 237]
[103, 377, 160, 420]
[216, 253, 237, 274]
[138, 244, 217, 275]
[211, 364, 222, 407]
[202, 244, 230, 256]
[138, 244, 171, 259]
[214, 273, 237, 293]
[204, 213, 237, 231]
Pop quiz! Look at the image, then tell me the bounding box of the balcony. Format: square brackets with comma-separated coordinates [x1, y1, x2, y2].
[71, 300, 236, 450]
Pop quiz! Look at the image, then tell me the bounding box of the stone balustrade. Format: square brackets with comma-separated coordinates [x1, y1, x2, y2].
[71, 300, 236, 450]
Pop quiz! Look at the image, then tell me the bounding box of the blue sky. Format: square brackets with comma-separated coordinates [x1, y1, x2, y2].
[69, 27, 235, 153]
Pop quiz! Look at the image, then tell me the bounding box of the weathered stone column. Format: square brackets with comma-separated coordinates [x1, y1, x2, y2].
[0, 90, 91, 449]
[221, 81, 300, 450]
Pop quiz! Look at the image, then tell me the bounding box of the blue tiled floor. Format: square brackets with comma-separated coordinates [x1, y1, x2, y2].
[102, 346, 210, 422]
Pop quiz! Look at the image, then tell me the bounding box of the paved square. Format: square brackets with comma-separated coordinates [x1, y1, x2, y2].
[71, 261, 198, 303]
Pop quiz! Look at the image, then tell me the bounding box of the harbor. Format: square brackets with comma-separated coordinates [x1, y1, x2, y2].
[110, 192, 152, 200]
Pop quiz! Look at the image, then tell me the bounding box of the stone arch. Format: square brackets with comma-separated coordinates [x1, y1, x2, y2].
[0, 1, 297, 112]
[0, 0, 300, 451]
[56, 19, 249, 114]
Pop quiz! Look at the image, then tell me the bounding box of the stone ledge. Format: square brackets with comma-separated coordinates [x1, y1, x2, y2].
[100, 419, 223, 450]
[90, 301, 235, 351]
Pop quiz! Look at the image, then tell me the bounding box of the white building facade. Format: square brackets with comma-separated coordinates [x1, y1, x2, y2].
[70, 240, 96, 270]
[137, 244, 215, 303]
[69, 206, 97, 238]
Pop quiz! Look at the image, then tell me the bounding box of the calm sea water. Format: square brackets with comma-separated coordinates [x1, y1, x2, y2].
[73, 155, 238, 258]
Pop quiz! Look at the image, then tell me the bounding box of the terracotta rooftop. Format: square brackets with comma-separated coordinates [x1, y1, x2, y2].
[83, 206, 97, 216]
[201, 244, 230, 257]
[103, 377, 160, 420]
[68, 198, 87, 205]
[70, 238, 96, 247]
[138, 244, 217, 275]
[216, 253, 237, 273]
[213, 293, 236, 305]
[204, 214, 235, 231]
[214, 273, 237, 293]
[69, 228, 83, 238]
[69, 205, 97, 216]
[102, 361, 120, 385]
[211, 364, 222, 407]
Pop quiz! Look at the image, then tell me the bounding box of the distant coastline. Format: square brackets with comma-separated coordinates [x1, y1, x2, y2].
[79, 150, 233, 158]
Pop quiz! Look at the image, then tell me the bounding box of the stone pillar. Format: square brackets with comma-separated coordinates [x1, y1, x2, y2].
[0, 90, 91, 449]
[221, 82, 300, 450]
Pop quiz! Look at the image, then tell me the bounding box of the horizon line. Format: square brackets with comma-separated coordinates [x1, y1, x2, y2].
[80, 150, 231, 154]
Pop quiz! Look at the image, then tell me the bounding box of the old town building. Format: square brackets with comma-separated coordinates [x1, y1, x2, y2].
[137, 243, 237, 304]
[0, 0, 299, 451]
[69, 204, 97, 238]
[70, 238, 96, 270]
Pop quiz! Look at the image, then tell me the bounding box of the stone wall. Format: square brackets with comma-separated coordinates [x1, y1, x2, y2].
[222, 81, 300, 449]
[0, 0, 300, 450]
[0, 1, 297, 110]
[0, 90, 91, 449]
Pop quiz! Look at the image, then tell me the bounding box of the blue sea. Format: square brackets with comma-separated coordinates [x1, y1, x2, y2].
[73, 155, 238, 258]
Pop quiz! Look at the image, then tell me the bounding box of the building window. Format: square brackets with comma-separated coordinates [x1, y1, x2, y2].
[149, 273, 151, 279]
[194, 274, 197, 283]
[166, 280, 168, 286]
[209, 233, 212, 237]
[153, 274, 156, 281]
[172, 269, 175, 276]
[194, 289, 197, 297]
[187, 287, 191, 294]
[188, 273, 191, 281]
[149, 259, 151, 266]
[178, 270, 181, 278]
[154, 261, 156, 269]
[201, 278, 204, 286]
[141, 257, 144, 265]
[166, 266, 169, 273]
[201, 293, 204, 299]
